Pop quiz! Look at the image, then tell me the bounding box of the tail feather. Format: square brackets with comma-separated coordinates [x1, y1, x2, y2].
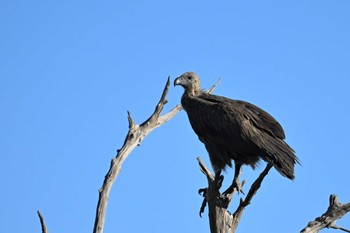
[260, 135, 300, 180]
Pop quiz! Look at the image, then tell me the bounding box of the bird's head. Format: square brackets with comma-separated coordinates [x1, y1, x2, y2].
[174, 72, 201, 96]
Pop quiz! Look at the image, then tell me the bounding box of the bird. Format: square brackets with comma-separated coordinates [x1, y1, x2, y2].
[174, 72, 300, 194]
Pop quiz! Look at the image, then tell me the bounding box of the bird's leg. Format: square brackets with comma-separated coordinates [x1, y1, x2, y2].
[223, 163, 245, 195]
[198, 170, 224, 216]
[214, 171, 224, 190]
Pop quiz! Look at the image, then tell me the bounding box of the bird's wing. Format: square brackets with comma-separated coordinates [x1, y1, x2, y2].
[182, 93, 239, 144]
[189, 92, 298, 179]
[199, 93, 286, 139]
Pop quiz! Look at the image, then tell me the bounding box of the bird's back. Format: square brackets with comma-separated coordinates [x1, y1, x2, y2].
[181, 91, 299, 179]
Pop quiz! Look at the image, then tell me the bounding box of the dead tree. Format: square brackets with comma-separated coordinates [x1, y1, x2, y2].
[37, 77, 349, 233]
[89, 75, 277, 233]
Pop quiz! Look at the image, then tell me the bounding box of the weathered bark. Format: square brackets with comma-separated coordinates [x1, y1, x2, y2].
[301, 195, 350, 233]
[37, 210, 49, 233]
[198, 157, 237, 233]
[198, 157, 272, 233]
[93, 77, 182, 233]
[92, 77, 220, 233]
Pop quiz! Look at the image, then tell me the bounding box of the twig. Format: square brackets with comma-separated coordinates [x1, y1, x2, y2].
[207, 78, 221, 93]
[37, 210, 49, 233]
[93, 77, 178, 233]
[301, 195, 350, 233]
[330, 225, 350, 233]
[198, 157, 215, 182]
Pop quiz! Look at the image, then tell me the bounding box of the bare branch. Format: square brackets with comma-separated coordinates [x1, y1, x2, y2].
[37, 210, 49, 233]
[93, 77, 221, 233]
[301, 195, 350, 233]
[231, 163, 273, 231]
[197, 158, 273, 233]
[93, 77, 172, 233]
[207, 78, 221, 94]
[141, 76, 171, 127]
[127, 111, 135, 129]
[197, 157, 235, 233]
[197, 157, 215, 182]
[330, 225, 350, 233]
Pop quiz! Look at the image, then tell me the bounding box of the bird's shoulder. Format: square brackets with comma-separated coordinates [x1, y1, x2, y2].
[196, 92, 286, 139]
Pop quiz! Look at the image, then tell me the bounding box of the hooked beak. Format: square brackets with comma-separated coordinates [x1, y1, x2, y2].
[173, 76, 183, 87]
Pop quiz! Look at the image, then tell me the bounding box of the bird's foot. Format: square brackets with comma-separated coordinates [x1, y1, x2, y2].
[198, 188, 207, 196]
[198, 188, 207, 217]
[222, 179, 245, 196]
[215, 175, 224, 190]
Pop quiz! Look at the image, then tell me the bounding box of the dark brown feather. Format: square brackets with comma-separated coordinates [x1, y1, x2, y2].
[175, 72, 300, 180]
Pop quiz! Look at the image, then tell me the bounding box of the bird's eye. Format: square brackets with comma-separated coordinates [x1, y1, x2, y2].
[188, 76, 193, 80]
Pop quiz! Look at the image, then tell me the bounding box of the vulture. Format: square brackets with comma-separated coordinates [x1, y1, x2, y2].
[174, 72, 300, 192]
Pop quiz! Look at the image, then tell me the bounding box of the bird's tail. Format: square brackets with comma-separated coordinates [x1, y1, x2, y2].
[261, 136, 300, 180]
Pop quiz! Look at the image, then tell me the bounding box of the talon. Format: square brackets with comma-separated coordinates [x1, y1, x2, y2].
[223, 179, 245, 196]
[198, 188, 207, 196]
[198, 188, 208, 217]
[199, 198, 207, 217]
[215, 175, 224, 189]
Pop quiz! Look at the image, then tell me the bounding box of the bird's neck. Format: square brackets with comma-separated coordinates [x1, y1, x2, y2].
[185, 88, 201, 97]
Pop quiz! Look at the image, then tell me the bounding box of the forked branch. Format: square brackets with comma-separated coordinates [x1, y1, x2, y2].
[301, 195, 350, 233]
[93, 77, 180, 233]
[93, 77, 220, 233]
[197, 158, 272, 233]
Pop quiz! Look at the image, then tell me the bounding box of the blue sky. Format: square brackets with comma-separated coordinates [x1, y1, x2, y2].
[1, 1, 350, 232]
